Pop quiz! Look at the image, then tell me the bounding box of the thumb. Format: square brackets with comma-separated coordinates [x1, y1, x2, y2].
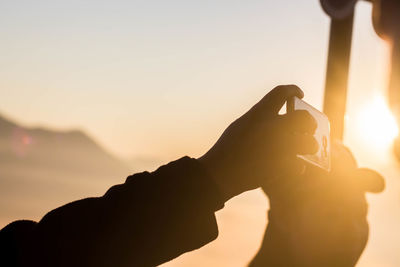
[355, 168, 385, 193]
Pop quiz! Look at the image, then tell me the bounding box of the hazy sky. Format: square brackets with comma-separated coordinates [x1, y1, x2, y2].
[2, 2, 400, 266]
[0, 0, 388, 161]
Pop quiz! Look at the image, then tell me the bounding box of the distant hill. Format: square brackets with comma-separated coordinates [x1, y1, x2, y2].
[0, 114, 131, 227]
[0, 114, 130, 176]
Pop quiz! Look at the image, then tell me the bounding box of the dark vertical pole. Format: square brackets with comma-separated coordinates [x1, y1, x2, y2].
[323, 13, 355, 140]
[389, 37, 400, 159]
[389, 37, 400, 115]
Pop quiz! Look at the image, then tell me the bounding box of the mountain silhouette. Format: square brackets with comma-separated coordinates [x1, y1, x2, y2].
[0, 114, 131, 227]
[0, 114, 129, 175]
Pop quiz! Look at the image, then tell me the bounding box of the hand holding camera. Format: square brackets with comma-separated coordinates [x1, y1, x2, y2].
[199, 85, 318, 202]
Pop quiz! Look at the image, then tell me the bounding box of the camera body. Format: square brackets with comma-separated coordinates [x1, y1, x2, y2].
[287, 97, 331, 172]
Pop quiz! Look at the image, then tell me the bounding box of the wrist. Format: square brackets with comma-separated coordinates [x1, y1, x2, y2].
[198, 152, 240, 203]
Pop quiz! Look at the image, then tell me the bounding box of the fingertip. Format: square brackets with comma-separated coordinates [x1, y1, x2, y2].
[310, 136, 319, 154]
[280, 110, 317, 134]
[288, 84, 304, 99]
[356, 168, 385, 193]
[251, 84, 304, 117]
[276, 84, 304, 99]
[299, 110, 317, 134]
[289, 134, 318, 155]
[269, 84, 303, 100]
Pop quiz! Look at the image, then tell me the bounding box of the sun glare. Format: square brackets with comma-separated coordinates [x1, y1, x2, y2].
[356, 96, 399, 149]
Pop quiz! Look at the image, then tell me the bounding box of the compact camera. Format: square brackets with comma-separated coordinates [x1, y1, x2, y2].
[287, 96, 331, 172]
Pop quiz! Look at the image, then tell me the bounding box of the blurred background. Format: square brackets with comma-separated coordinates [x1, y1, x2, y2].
[1, 0, 399, 266]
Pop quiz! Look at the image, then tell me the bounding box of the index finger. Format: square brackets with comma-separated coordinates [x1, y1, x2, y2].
[261, 85, 304, 114]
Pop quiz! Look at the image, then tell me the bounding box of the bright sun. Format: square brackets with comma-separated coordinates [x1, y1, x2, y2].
[356, 96, 399, 149]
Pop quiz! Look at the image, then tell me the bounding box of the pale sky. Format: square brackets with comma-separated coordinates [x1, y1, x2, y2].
[0, 0, 389, 161]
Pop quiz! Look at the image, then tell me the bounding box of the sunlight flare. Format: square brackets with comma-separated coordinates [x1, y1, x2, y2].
[355, 95, 399, 149]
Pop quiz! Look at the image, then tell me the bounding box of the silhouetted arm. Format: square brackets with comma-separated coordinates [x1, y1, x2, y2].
[0, 157, 224, 267]
[1, 85, 319, 267]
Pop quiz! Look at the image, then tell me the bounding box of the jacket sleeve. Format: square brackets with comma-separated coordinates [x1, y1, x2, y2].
[0, 156, 224, 267]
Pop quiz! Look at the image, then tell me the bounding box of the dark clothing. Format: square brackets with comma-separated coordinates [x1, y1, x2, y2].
[0, 157, 224, 267]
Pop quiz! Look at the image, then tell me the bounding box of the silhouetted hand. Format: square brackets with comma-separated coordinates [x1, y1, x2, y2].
[199, 85, 318, 202]
[250, 141, 385, 267]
